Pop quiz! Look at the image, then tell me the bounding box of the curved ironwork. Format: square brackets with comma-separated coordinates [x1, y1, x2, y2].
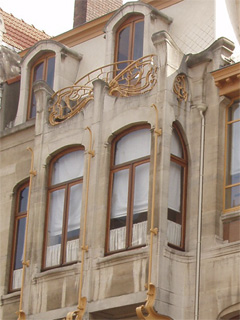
[49, 55, 157, 125]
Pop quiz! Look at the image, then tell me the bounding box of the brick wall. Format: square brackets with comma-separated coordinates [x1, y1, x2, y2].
[86, 0, 122, 22]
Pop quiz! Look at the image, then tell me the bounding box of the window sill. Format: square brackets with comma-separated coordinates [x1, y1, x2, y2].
[221, 209, 240, 222]
[33, 262, 80, 284]
[97, 246, 149, 268]
[1, 290, 20, 306]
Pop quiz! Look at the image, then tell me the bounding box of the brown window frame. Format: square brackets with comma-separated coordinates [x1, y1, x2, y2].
[9, 181, 29, 293]
[42, 146, 84, 270]
[168, 122, 188, 251]
[223, 97, 240, 213]
[27, 53, 55, 120]
[114, 14, 144, 66]
[105, 124, 151, 255]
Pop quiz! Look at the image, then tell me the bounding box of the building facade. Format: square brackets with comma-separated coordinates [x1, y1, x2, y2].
[0, 1, 240, 319]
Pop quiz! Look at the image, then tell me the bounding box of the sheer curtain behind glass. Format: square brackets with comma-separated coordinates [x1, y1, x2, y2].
[45, 149, 84, 268]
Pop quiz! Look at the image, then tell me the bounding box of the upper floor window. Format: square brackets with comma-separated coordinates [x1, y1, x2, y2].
[43, 147, 84, 269]
[9, 181, 29, 292]
[28, 53, 55, 120]
[106, 125, 151, 253]
[115, 15, 144, 72]
[167, 123, 188, 250]
[224, 99, 240, 212]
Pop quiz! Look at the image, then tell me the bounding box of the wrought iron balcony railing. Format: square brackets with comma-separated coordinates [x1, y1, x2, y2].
[49, 55, 157, 125]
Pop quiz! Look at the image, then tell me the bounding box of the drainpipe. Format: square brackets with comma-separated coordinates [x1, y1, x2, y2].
[194, 103, 207, 320]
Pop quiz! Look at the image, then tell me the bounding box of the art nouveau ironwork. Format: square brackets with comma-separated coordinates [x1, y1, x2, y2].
[49, 55, 157, 125]
[66, 127, 94, 320]
[136, 105, 172, 320]
[17, 148, 36, 320]
[173, 74, 188, 102]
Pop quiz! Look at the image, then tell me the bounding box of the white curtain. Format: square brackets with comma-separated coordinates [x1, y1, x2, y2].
[109, 221, 147, 251]
[133, 163, 150, 214]
[167, 220, 181, 247]
[111, 169, 129, 219]
[12, 268, 23, 289]
[46, 239, 79, 267]
[115, 129, 151, 165]
[52, 150, 84, 184]
[48, 189, 64, 237]
[67, 183, 82, 232]
[231, 121, 240, 175]
[171, 129, 182, 158]
[168, 162, 181, 212]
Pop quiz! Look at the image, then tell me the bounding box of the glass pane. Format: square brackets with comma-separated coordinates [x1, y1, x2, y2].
[225, 185, 240, 209]
[226, 121, 240, 186]
[46, 56, 55, 88]
[228, 100, 240, 122]
[19, 186, 29, 213]
[30, 90, 36, 119]
[33, 61, 44, 82]
[171, 128, 183, 158]
[47, 189, 65, 246]
[67, 183, 82, 240]
[133, 20, 144, 60]
[14, 217, 26, 270]
[111, 169, 129, 221]
[168, 162, 182, 214]
[133, 162, 149, 215]
[115, 129, 151, 165]
[52, 150, 84, 185]
[117, 26, 130, 62]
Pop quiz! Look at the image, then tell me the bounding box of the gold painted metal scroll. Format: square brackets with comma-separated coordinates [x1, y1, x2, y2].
[49, 55, 157, 125]
[16, 147, 36, 320]
[173, 74, 188, 102]
[66, 127, 95, 320]
[136, 105, 172, 320]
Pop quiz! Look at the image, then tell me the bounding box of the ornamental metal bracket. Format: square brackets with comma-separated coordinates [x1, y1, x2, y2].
[173, 74, 188, 102]
[16, 147, 36, 320]
[66, 127, 94, 320]
[136, 105, 172, 320]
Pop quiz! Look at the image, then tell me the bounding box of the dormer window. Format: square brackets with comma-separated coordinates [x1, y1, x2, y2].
[115, 15, 144, 72]
[28, 53, 55, 119]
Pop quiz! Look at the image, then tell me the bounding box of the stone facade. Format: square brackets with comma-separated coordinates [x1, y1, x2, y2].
[0, 1, 239, 320]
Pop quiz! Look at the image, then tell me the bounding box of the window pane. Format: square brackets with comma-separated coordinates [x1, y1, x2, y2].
[46, 57, 55, 88]
[225, 185, 240, 210]
[133, 20, 144, 60]
[111, 169, 129, 220]
[228, 100, 240, 122]
[171, 128, 183, 158]
[19, 186, 29, 213]
[14, 217, 26, 270]
[33, 61, 44, 82]
[226, 121, 240, 186]
[133, 162, 149, 215]
[168, 162, 182, 213]
[52, 150, 84, 185]
[115, 129, 151, 165]
[117, 26, 130, 63]
[67, 183, 82, 240]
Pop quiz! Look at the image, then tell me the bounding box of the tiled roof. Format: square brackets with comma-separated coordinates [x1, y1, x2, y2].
[0, 8, 50, 51]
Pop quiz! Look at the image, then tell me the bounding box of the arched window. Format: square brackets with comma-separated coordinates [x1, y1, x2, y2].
[9, 181, 29, 292]
[115, 15, 144, 72]
[43, 147, 84, 269]
[224, 99, 240, 212]
[106, 125, 151, 253]
[27, 53, 55, 120]
[167, 123, 188, 250]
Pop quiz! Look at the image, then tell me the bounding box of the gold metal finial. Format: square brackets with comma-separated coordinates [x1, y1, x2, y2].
[136, 105, 171, 320]
[66, 127, 94, 320]
[16, 147, 37, 320]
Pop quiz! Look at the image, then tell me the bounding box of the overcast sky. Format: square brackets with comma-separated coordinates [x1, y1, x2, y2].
[0, 0, 134, 37]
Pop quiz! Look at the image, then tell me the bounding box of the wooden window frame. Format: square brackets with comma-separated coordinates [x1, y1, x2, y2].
[42, 146, 84, 270]
[9, 181, 29, 293]
[168, 123, 188, 251]
[105, 124, 151, 255]
[114, 14, 144, 65]
[223, 97, 240, 213]
[27, 53, 55, 120]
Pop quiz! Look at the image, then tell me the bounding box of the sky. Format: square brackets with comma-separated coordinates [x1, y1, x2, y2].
[0, 0, 134, 37]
